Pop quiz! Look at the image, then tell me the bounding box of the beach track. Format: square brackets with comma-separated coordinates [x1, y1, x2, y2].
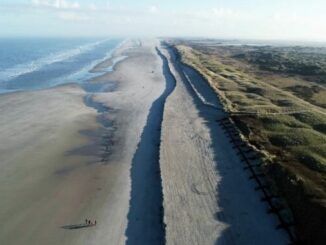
[159, 44, 289, 244]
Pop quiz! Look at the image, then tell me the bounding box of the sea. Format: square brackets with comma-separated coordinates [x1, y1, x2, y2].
[0, 37, 123, 93]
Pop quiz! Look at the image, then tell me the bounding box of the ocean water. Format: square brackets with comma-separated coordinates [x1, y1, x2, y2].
[0, 37, 122, 93]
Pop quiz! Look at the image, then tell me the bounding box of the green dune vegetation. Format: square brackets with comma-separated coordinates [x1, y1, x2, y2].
[173, 40, 326, 244]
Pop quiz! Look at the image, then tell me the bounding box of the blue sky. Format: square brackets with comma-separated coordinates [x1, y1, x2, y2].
[1, 0, 326, 40]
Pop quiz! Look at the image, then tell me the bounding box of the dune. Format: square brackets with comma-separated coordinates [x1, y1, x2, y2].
[159, 46, 289, 244]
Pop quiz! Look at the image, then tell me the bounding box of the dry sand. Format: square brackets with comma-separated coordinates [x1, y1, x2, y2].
[159, 46, 289, 244]
[91, 39, 168, 244]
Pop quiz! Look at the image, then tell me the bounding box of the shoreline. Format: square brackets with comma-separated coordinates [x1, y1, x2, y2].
[0, 39, 168, 245]
[0, 38, 125, 97]
[0, 38, 293, 245]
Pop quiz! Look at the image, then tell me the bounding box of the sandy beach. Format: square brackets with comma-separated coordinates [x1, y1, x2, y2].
[0, 39, 289, 245]
[0, 39, 167, 244]
[0, 85, 102, 244]
[159, 46, 289, 244]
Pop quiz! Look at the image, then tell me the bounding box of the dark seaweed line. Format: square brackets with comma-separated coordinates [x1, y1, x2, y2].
[83, 94, 115, 163]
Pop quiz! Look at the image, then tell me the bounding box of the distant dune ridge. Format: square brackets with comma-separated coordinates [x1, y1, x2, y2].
[172, 39, 326, 244]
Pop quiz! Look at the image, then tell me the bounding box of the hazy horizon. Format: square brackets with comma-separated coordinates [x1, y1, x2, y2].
[1, 0, 326, 42]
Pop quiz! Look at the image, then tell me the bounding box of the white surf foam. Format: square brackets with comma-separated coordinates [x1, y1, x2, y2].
[0, 39, 107, 82]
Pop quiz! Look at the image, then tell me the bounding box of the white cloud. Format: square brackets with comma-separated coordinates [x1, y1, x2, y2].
[32, 0, 80, 10]
[269, 11, 326, 41]
[58, 11, 89, 21]
[89, 3, 97, 11]
[212, 8, 242, 18]
[149, 6, 158, 14]
[20, 2, 326, 40]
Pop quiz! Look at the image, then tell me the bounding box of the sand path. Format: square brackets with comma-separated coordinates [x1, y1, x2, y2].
[159, 45, 289, 244]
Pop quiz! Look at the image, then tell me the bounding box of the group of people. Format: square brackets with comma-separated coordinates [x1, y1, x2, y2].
[85, 219, 97, 226]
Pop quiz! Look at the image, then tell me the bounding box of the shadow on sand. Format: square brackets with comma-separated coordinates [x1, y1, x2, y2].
[124, 48, 176, 245]
[61, 223, 95, 230]
[165, 45, 288, 245]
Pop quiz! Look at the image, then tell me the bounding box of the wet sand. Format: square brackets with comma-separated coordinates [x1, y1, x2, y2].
[0, 39, 167, 245]
[0, 85, 102, 244]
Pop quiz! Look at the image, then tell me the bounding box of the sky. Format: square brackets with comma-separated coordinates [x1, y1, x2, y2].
[1, 0, 326, 41]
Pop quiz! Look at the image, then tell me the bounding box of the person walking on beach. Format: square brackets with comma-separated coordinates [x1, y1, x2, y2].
[94, 220, 97, 226]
